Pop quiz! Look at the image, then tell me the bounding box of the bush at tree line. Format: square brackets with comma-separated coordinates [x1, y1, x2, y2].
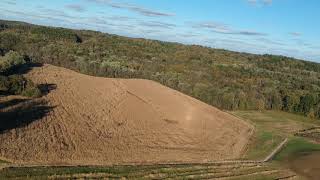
[0, 50, 41, 97]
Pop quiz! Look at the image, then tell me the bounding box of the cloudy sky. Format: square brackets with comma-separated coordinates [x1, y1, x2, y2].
[1, 0, 319, 62]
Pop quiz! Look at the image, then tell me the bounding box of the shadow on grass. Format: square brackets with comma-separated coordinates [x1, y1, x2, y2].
[3, 62, 43, 76]
[37, 83, 57, 96]
[0, 99, 55, 133]
[15, 62, 43, 75]
[0, 83, 57, 109]
[0, 98, 30, 110]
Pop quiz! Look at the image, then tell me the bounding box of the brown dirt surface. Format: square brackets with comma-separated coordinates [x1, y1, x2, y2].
[288, 151, 320, 180]
[0, 64, 253, 165]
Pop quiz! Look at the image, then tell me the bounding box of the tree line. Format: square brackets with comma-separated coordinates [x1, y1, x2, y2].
[1, 19, 320, 118]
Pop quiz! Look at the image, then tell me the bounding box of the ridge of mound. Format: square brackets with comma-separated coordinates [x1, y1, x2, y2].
[0, 64, 253, 165]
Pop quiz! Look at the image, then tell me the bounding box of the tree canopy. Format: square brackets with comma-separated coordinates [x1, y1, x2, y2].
[1, 19, 320, 118]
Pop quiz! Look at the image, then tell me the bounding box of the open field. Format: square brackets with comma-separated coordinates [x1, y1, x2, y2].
[231, 111, 320, 160]
[275, 137, 320, 161]
[232, 110, 320, 179]
[0, 162, 297, 180]
[0, 64, 252, 165]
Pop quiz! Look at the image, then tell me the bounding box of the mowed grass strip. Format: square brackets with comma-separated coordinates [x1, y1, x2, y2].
[0, 165, 220, 179]
[0, 160, 7, 164]
[226, 170, 296, 180]
[0, 163, 278, 179]
[169, 167, 279, 180]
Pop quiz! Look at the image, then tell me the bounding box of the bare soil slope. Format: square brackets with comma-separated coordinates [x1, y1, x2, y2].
[0, 64, 253, 165]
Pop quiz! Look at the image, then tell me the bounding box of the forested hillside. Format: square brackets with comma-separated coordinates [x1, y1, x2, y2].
[1, 19, 320, 118]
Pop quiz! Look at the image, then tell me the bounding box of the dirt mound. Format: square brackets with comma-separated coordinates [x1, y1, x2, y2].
[0, 64, 253, 165]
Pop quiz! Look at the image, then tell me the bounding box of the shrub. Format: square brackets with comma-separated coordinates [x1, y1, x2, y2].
[0, 51, 25, 74]
[0, 75, 9, 92]
[7, 74, 25, 94]
[0, 74, 41, 97]
[21, 87, 42, 98]
[22, 80, 41, 97]
[0, 51, 41, 97]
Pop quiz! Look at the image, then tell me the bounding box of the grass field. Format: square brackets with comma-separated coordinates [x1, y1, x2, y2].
[231, 110, 320, 161]
[274, 137, 320, 161]
[231, 111, 319, 136]
[0, 163, 294, 179]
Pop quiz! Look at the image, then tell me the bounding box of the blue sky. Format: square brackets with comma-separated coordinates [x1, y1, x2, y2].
[0, 0, 319, 62]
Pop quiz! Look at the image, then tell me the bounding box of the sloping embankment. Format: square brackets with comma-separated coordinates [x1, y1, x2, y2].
[0, 64, 253, 165]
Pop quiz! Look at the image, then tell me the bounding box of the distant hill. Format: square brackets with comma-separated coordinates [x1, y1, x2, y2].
[1, 19, 320, 119]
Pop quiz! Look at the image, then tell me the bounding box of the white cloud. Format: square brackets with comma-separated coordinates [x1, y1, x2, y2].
[289, 32, 302, 37]
[247, 0, 273, 6]
[87, 0, 175, 17]
[191, 21, 268, 36]
[65, 4, 86, 12]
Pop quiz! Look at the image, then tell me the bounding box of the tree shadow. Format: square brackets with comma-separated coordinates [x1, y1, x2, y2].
[0, 99, 55, 133]
[14, 62, 43, 75]
[37, 83, 57, 96]
[2, 62, 43, 76]
[0, 98, 30, 110]
[0, 83, 57, 97]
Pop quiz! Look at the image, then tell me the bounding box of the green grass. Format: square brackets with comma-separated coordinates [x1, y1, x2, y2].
[229, 176, 279, 180]
[0, 159, 9, 164]
[274, 137, 320, 161]
[230, 110, 320, 179]
[232, 111, 318, 134]
[231, 110, 320, 160]
[0, 165, 177, 179]
[246, 131, 284, 159]
[0, 164, 287, 180]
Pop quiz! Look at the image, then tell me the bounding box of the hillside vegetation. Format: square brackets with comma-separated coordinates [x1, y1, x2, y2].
[1, 19, 320, 119]
[0, 50, 40, 97]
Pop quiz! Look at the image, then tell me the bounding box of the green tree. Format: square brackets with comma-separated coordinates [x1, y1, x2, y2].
[299, 94, 315, 114]
[0, 51, 25, 74]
